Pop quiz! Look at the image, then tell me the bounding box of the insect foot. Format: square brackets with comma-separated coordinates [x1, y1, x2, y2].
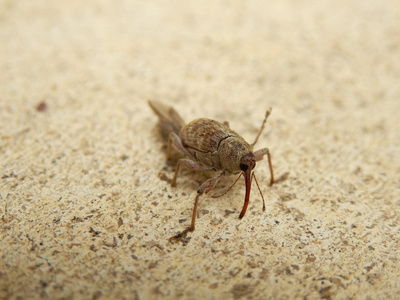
[149, 101, 278, 239]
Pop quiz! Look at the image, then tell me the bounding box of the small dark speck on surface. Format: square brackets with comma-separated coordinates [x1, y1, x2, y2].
[36, 101, 47, 112]
[120, 154, 129, 161]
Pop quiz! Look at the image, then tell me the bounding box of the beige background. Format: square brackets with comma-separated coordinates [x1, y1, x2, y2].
[1, 1, 400, 299]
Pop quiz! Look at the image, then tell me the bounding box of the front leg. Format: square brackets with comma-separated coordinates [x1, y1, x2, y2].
[190, 171, 225, 231]
[254, 147, 274, 186]
[169, 171, 225, 241]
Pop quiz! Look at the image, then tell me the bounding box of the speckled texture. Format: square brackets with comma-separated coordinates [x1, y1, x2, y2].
[1, 1, 400, 299]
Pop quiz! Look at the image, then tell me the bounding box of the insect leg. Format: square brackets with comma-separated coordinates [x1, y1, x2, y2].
[167, 132, 194, 160]
[190, 171, 225, 231]
[251, 108, 272, 147]
[171, 158, 216, 187]
[253, 147, 274, 186]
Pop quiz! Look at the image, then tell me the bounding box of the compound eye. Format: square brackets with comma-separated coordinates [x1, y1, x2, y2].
[240, 163, 248, 171]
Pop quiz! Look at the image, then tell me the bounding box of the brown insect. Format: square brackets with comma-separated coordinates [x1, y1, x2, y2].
[149, 101, 274, 235]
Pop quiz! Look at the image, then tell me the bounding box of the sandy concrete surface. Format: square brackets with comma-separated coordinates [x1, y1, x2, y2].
[1, 1, 399, 299]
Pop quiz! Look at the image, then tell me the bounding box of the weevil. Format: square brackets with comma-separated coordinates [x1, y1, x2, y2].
[149, 100, 274, 235]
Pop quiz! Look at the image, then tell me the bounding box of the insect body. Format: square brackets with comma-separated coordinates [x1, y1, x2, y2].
[149, 101, 274, 234]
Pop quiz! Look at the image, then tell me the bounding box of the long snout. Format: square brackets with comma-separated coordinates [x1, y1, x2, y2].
[239, 170, 252, 219]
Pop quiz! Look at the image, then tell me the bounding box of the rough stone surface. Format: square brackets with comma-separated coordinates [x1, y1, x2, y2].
[1, 1, 399, 299]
